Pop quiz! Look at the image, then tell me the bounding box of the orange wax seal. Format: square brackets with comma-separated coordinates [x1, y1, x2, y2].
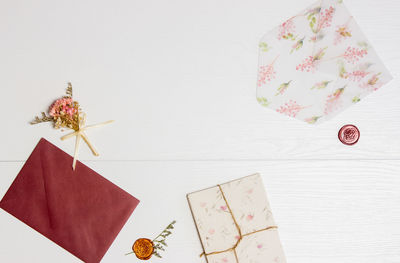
[126, 220, 176, 259]
[338, 124, 360, 145]
[132, 238, 154, 260]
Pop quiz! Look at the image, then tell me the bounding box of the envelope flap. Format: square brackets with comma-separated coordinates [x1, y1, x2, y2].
[257, 0, 392, 124]
[0, 138, 52, 229]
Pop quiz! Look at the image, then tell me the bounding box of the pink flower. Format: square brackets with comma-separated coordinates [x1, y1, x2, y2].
[257, 244, 263, 249]
[277, 19, 295, 40]
[257, 64, 276, 86]
[220, 205, 227, 211]
[208, 229, 215, 235]
[342, 47, 368, 64]
[276, 100, 307, 118]
[344, 70, 370, 82]
[317, 7, 335, 31]
[334, 25, 352, 45]
[359, 73, 382, 91]
[49, 97, 78, 118]
[222, 258, 229, 263]
[296, 56, 315, 72]
[296, 48, 327, 72]
[246, 214, 254, 221]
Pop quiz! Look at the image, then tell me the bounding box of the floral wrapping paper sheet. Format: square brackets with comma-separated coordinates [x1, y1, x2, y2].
[187, 174, 286, 263]
[256, 0, 393, 124]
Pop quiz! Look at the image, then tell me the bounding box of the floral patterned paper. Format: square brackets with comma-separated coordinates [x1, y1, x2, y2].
[187, 174, 286, 263]
[256, 0, 392, 124]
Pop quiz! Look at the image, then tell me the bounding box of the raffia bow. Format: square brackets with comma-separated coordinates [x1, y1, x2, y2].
[60, 113, 114, 170]
[200, 185, 278, 262]
[31, 83, 113, 170]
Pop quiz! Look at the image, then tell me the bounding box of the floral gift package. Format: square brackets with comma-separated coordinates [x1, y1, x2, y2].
[256, 0, 392, 124]
[187, 174, 286, 263]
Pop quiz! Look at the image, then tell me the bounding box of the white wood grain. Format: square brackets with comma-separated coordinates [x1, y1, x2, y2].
[0, 0, 399, 161]
[0, 0, 399, 262]
[1, 160, 400, 263]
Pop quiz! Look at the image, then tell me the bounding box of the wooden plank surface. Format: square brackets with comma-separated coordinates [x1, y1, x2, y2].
[0, 0, 399, 262]
[0, 0, 399, 161]
[1, 160, 400, 262]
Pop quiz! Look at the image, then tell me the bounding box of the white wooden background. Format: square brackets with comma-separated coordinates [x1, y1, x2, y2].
[0, 0, 399, 262]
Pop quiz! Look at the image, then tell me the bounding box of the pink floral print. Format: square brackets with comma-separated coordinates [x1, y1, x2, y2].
[342, 47, 368, 64]
[359, 72, 383, 91]
[246, 214, 254, 221]
[334, 25, 352, 45]
[311, 80, 331, 90]
[305, 116, 322, 124]
[344, 70, 370, 82]
[257, 65, 276, 86]
[276, 100, 307, 117]
[256, 0, 392, 124]
[308, 6, 335, 35]
[257, 56, 279, 87]
[290, 37, 305, 54]
[296, 47, 327, 72]
[277, 19, 296, 40]
[275, 80, 292, 95]
[324, 87, 345, 114]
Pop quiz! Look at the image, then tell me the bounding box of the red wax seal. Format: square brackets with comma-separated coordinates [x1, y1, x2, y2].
[338, 124, 360, 145]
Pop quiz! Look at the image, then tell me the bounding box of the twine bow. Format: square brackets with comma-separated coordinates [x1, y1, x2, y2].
[200, 185, 278, 262]
[60, 113, 114, 170]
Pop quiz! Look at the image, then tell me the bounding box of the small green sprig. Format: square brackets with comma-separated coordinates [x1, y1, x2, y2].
[152, 220, 176, 258]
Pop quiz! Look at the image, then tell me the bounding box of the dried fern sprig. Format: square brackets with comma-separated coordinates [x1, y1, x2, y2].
[152, 220, 176, 258]
[31, 112, 53, 125]
[65, 82, 73, 98]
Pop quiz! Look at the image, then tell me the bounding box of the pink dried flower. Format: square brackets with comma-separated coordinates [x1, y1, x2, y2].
[49, 98, 75, 117]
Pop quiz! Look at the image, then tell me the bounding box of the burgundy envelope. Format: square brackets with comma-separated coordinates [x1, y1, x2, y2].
[0, 138, 139, 263]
